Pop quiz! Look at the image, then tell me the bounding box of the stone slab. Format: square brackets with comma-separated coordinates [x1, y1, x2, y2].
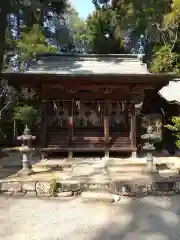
[152, 181, 175, 192]
[82, 181, 113, 193]
[158, 170, 179, 178]
[36, 181, 52, 197]
[108, 173, 152, 182]
[107, 166, 147, 174]
[25, 191, 37, 197]
[57, 191, 73, 197]
[151, 191, 175, 196]
[72, 167, 105, 177]
[81, 191, 114, 203]
[59, 181, 81, 192]
[1, 192, 13, 197]
[12, 192, 26, 197]
[22, 182, 36, 191]
[1, 182, 22, 192]
[174, 181, 180, 193]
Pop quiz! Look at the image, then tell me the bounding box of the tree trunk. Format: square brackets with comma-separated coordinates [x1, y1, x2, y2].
[0, 0, 10, 73]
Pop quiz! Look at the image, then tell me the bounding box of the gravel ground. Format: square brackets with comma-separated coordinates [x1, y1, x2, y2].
[1, 196, 180, 240]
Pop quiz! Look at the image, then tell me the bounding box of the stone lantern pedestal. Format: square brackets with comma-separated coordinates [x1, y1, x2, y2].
[141, 126, 160, 173]
[143, 142, 157, 172]
[17, 125, 36, 176]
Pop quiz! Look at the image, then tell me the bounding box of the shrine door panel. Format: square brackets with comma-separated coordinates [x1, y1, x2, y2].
[108, 101, 131, 149]
[72, 101, 105, 149]
[46, 101, 69, 148]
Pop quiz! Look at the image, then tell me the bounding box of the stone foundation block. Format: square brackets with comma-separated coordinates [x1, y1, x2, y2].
[22, 182, 36, 191]
[13, 192, 26, 197]
[82, 182, 113, 192]
[60, 181, 80, 192]
[1, 182, 22, 193]
[131, 184, 148, 195]
[174, 181, 180, 193]
[25, 191, 37, 197]
[115, 183, 149, 197]
[115, 184, 132, 195]
[57, 191, 73, 197]
[2, 192, 13, 197]
[152, 182, 175, 192]
[36, 181, 52, 197]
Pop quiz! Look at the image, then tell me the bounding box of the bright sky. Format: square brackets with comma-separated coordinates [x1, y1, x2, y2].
[70, 0, 95, 19]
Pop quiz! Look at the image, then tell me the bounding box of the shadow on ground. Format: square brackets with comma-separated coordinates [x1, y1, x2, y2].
[90, 196, 180, 240]
[0, 152, 43, 179]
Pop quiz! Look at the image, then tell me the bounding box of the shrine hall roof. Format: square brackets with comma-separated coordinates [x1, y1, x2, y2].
[2, 53, 176, 87]
[24, 53, 149, 75]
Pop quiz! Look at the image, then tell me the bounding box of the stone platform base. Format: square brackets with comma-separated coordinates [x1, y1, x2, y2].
[1, 176, 180, 202]
[1, 155, 180, 202]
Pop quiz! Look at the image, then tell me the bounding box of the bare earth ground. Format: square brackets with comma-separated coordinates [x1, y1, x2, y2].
[1, 196, 180, 240]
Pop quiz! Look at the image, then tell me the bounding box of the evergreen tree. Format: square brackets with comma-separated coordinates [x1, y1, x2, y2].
[16, 24, 56, 68]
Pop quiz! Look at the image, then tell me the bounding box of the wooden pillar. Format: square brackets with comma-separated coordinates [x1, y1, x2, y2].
[68, 101, 73, 158]
[104, 101, 109, 159]
[130, 104, 137, 158]
[40, 101, 47, 159]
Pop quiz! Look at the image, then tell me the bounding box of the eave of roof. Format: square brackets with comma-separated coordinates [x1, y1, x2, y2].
[2, 71, 176, 83]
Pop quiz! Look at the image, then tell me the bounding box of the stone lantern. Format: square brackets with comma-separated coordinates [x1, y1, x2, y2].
[141, 125, 161, 172]
[17, 125, 36, 175]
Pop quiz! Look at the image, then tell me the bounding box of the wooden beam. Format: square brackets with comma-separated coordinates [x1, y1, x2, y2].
[130, 105, 136, 149]
[68, 101, 73, 145]
[40, 101, 47, 148]
[104, 101, 109, 147]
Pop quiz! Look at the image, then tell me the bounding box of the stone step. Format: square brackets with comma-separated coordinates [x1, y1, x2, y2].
[106, 162, 148, 175]
[81, 191, 116, 203]
[158, 169, 179, 178]
[33, 160, 73, 170]
[107, 162, 147, 168]
[113, 179, 179, 196]
[109, 173, 152, 182]
[107, 166, 147, 173]
[81, 180, 113, 193]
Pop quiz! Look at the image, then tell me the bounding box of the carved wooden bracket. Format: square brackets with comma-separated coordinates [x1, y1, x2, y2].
[104, 89, 113, 94]
[67, 89, 77, 94]
[131, 85, 155, 94]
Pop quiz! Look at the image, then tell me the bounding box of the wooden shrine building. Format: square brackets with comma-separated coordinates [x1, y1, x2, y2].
[2, 53, 175, 158]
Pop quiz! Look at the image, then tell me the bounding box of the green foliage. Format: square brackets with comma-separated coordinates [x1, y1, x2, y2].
[12, 0, 69, 27]
[111, 0, 171, 41]
[166, 116, 180, 149]
[13, 104, 37, 127]
[150, 45, 180, 73]
[0, 104, 15, 146]
[163, 0, 180, 29]
[0, 0, 69, 69]
[16, 24, 56, 62]
[49, 179, 58, 196]
[68, 7, 88, 51]
[86, 7, 124, 53]
[149, 0, 180, 74]
[90, 0, 174, 54]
